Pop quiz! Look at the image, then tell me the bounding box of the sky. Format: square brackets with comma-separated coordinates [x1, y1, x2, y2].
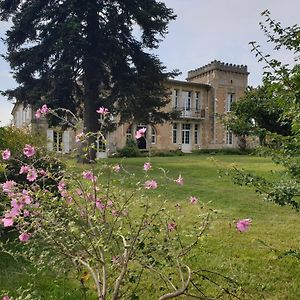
[0, 0, 300, 126]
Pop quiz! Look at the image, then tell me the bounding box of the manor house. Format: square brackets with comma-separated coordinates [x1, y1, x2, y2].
[11, 60, 248, 156]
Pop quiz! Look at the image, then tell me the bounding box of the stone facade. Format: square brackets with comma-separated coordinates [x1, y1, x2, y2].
[11, 61, 249, 155]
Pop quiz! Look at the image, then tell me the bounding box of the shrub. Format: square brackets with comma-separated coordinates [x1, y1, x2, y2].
[117, 139, 141, 157]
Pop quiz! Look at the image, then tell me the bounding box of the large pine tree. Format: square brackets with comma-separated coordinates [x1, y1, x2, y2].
[0, 0, 176, 158]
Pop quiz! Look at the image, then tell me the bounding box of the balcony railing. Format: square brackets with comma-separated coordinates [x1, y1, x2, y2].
[173, 107, 206, 119]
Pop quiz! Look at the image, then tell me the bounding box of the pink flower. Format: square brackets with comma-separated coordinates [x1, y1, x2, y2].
[58, 181, 66, 192]
[2, 217, 14, 227]
[168, 222, 176, 232]
[2, 180, 16, 193]
[23, 210, 30, 217]
[23, 144, 36, 158]
[96, 107, 110, 115]
[26, 168, 37, 182]
[144, 180, 158, 189]
[190, 196, 198, 204]
[143, 162, 152, 171]
[96, 201, 105, 211]
[2, 149, 11, 160]
[107, 200, 113, 207]
[175, 175, 184, 185]
[82, 171, 96, 181]
[135, 128, 146, 139]
[236, 219, 252, 232]
[2, 295, 10, 300]
[35, 108, 42, 119]
[112, 164, 121, 172]
[40, 104, 49, 114]
[75, 132, 85, 142]
[112, 209, 119, 217]
[19, 165, 30, 174]
[39, 169, 46, 176]
[19, 232, 31, 242]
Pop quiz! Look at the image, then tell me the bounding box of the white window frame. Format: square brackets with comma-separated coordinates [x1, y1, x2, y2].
[172, 123, 177, 144]
[194, 124, 199, 145]
[182, 124, 191, 144]
[226, 93, 235, 112]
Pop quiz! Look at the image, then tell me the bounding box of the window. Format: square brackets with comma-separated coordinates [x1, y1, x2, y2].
[151, 126, 157, 144]
[195, 92, 200, 111]
[226, 128, 233, 145]
[174, 89, 179, 109]
[172, 124, 177, 144]
[194, 124, 199, 145]
[53, 131, 63, 152]
[185, 91, 191, 111]
[226, 93, 235, 112]
[182, 124, 191, 144]
[126, 125, 132, 140]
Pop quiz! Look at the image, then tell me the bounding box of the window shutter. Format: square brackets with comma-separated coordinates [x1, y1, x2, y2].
[46, 129, 54, 151]
[62, 130, 71, 153]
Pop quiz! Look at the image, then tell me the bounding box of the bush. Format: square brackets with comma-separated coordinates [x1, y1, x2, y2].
[0, 126, 45, 154]
[192, 148, 254, 155]
[117, 139, 141, 157]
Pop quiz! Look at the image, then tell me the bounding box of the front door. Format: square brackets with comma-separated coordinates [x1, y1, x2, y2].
[181, 124, 192, 153]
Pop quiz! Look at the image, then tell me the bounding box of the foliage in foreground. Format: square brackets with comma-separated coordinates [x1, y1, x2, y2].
[0, 109, 248, 299]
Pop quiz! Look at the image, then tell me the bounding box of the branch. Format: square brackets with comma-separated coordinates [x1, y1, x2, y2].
[158, 265, 191, 300]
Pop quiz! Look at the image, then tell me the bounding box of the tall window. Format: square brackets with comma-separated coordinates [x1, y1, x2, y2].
[226, 128, 233, 145]
[151, 126, 157, 144]
[194, 124, 199, 145]
[185, 91, 191, 111]
[195, 92, 200, 111]
[226, 93, 235, 112]
[174, 89, 179, 109]
[126, 125, 132, 140]
[182, 124, 191, 144]
[53, 131, 63, 152]
[172, 124, 177, 144]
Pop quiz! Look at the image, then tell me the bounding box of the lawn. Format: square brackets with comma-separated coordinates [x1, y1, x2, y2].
[1, 154, 299, 299]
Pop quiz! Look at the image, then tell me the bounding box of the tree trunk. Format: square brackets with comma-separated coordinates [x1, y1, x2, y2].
[80, 4, 103, 163]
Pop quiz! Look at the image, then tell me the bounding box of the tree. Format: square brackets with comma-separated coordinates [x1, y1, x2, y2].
[0, 0, 177, 160]
[222, 83, 292, 149]
[223, 10, 300, 211]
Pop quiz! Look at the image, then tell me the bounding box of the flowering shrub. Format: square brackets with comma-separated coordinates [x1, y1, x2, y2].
[0, 106, 249, 299]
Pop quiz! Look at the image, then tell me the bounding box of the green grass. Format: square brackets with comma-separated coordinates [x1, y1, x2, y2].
[1, 155, 299, 299]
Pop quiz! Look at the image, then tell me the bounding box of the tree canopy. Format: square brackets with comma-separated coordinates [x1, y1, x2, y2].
[0, 0, 177, 136]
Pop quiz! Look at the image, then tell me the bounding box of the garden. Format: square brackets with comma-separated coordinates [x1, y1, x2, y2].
[1, 146, 299, 299]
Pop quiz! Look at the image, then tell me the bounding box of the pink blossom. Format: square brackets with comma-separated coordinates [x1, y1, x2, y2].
[236, 219, 252, 232]
[2, 295, 10, 300]
[75, 132, 85, 142]
[175, 175, 184, 186]
[168, 222, 176, 232]
[27, 168, 37, 182]
[190, 196, 198, 204]
[82, 170, 96, 181]
[112, 164, 121, 172]
[2, 217, 14, 227]
[135, 127, 146, 139]
[2, 149, 11, 160]
[143, 162, 152, 171]
[23, 210, 30, 217]
[40, 104, 49, 114]
[107, 200, 113, 207]
[19, 165, 30, 174]
[58, 181, 66, 192]
[96, 201, 106, 211]
[19, 232, 31, 242]
[144, 180, 158, 189]
[35, 108, 42, 119]
[96, 107, 110, 115]
[23, 144, 36, 158]
[2, 180, 16, 193]
[39, 169, 46, 176]
[112, 209, 119, 217]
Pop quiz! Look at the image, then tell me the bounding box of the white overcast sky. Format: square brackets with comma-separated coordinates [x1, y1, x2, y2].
[0, 0, 299, 126]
